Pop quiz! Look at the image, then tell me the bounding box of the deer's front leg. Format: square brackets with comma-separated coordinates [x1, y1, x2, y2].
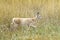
[30, 22, 37, 28]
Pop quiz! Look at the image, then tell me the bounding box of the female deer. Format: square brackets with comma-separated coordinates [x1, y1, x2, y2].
[10, 12, 41, 30]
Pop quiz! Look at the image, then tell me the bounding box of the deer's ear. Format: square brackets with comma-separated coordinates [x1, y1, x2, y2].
[37, 12, 39, 14]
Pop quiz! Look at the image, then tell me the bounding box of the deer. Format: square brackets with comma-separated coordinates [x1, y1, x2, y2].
[10, 12, 42, 31]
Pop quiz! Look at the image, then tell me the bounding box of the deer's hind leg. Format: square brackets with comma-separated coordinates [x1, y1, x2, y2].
[10, 23, 18, 31]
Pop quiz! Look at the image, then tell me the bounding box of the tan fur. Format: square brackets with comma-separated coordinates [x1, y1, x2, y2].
[14, 19, 21, 24]
[10, 12, 41, 31]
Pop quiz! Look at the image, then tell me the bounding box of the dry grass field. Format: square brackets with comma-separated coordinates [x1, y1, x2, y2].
[0, 0, 60, 40]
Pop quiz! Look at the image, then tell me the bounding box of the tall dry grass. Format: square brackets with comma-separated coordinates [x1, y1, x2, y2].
[0, 0, 60, 40]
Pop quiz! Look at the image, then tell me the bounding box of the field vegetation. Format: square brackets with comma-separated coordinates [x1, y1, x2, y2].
[0, 0, 60, 40]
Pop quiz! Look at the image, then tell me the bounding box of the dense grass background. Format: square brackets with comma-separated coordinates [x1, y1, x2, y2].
[0, 0, 60, 40]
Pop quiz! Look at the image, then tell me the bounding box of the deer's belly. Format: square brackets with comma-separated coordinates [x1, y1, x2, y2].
[20, 20, 28, 26]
